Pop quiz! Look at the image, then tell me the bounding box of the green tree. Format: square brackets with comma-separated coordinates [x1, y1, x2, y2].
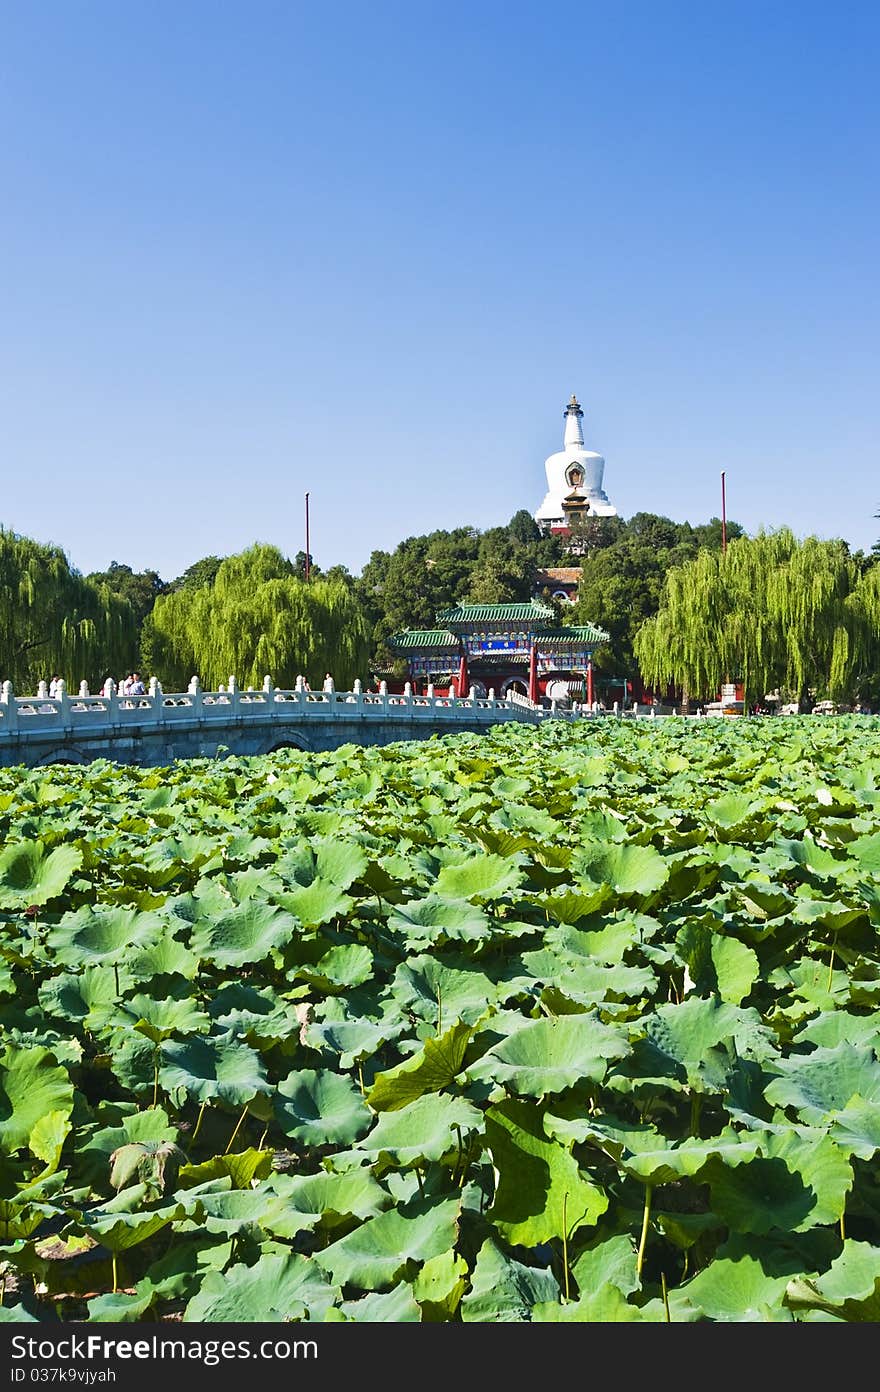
[566, 513, 739, 681]
[635, 529, 877, 707]
[466, 527, 535, 604]
[167, 556, 223, 593]
[143, 543, 370, 690]
[356, 528, 481, 657]
[507, 509, 541, 545]
[0, 528, 138, 691]
[84, 562, 167, 628]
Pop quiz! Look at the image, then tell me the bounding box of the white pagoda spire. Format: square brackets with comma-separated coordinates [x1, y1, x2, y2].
[534, 392, 617, 530]
[563, 394, 584, 450]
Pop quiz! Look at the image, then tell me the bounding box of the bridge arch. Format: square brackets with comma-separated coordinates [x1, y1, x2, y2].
[260, 735, 311, 756]
[35, 746, 90, 767]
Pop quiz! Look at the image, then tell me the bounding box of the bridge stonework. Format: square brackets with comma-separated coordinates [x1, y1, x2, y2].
[0, 679, 571, 769]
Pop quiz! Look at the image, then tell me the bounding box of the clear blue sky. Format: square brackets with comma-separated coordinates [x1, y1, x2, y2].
[2, 0, 878, 580]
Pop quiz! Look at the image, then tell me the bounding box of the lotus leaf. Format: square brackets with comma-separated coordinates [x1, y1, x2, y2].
[0, 1046, 74, 1155]
[0, 841, 82, 909]
[275, 1068, 371, 1146]
[460, 1238, 559, 1321]
[317, 1196, 460, 1292]
[337, 1282, 421, 1321]
[367, 1021, 472, 1111]
[358, 1093, 482, 1168]
[184, 1252, 338, 1321]
[467, 1014, 629, 1097]
[435, 852, 525, 901]
[48, 906, 163, 967]
[486, 1098, 608, 1246]
[189, 902, 299, 967]
[159, 1032, 270, 1106]
[386, 895, 491, 947]
[785, 1240, 880, 1321]
[706, 1129, 852, 1234]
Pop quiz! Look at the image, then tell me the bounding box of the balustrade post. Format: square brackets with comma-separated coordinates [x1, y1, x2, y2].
[488, 687, 496, 707]
[101, 678, 118, 724]
[149, 677, 164, 723]
[403, 682, 412, 704]
[37, 681, 48, 699]
[56, 679, 71, 733]
[426, 682, 435, 700]
[188, 675, 203, 719]
[1, 681, 17, 732]
[228, 674, 240, 718]
[79, 681, 89, 697]
[353, 677, 363, 709]
[379, 680, 388, 710]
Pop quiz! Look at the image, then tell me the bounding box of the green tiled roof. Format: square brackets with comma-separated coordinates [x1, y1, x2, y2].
[539, 624, 610, 646]
[435, 600, 555, 625]
[387, 629, 458, 652]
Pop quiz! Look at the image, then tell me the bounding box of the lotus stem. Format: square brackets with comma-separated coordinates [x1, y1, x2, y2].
[690, 1091, 701, 1138]
[224, 1105, 249, 1155]
[827, 937, 837, 993]
[112, 1252, 118, 1295]
[257, 1125, 269, 1151]
[636, 1183, 653, 1281]
[561, 1191, 570, 1303]
[192, 1099, 208, 1143]
[661, 1271, 671, 1322]
[152, 1055, 159, 1109]
[840, 1210, 845, 1242]
[437, 984, 442, 1037]
[114, 964, 120, 997]
[358, 1061, 365, 1096]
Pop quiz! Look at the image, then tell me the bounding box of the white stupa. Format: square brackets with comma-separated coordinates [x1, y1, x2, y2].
[534, 394, 617, 531]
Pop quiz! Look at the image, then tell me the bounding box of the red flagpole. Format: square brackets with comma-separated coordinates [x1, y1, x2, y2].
[721, 471, 727, 555]
[305, 492, 311, 581]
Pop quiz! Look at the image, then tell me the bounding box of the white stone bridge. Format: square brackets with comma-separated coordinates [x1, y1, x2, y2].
[0, 674, 582, 769]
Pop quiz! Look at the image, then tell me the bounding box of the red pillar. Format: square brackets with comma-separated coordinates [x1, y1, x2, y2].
[587, 659, 594, 708]
[458, 648, 468, 699]
[528, 643, 539, 704]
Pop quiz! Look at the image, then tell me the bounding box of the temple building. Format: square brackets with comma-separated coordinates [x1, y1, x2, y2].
[386, 600, 609, 706]
[535, 566, 582, 604]
[534, 394, 617, 533]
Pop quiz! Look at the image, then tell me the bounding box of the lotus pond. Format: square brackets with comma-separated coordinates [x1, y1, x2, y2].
[1, 715, 880, 1322]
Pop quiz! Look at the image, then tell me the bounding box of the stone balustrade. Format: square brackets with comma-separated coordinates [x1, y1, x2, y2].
[0, 673, 609, 769]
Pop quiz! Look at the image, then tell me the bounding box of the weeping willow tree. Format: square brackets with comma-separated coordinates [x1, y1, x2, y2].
[634, 529, 877, 705]
[0, 528, 138, 692]
[847, 561, 880, 706]
[143, 543, 370, 690]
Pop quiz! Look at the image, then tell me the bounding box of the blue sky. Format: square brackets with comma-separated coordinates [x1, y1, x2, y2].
[2, 1, 878, 580]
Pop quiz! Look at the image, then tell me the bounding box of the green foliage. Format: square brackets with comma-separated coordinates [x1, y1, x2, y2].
[0, 527, 138, 690]
[635, 527, 880, 704]
[0, 716, 879, 1321]
[144, 543, 370, 689]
